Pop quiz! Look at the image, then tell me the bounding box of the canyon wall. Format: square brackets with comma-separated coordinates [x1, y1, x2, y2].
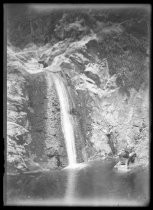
[6, 6, 150, 173]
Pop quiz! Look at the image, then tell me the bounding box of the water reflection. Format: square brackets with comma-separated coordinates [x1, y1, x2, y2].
[6, 160, 149, 206]
[64, 163, 89, 202]
[65, 169, 77, 203]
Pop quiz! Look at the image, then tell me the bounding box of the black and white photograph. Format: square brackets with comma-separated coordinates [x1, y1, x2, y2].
[4, 4, 150, 206]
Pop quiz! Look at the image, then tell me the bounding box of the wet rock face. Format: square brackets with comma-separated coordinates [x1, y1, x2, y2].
[67, 87, 93, 162]
[26, 73, 68, 169]
[26, 75, 47, 163]
[45, 74, 68, 167]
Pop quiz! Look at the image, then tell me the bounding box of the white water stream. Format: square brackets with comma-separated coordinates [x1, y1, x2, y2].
[51, 73, 77, 167]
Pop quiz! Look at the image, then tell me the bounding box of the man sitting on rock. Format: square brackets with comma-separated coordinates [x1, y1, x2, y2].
[114, 149, 137, 170]
[127, 152, 137, 166]
[118, 150, 129, 165]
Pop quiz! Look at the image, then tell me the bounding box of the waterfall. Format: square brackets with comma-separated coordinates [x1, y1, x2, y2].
[51, 73, 77, 167]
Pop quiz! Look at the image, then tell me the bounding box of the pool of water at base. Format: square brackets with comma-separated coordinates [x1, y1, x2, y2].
[5, 160, 149, 206]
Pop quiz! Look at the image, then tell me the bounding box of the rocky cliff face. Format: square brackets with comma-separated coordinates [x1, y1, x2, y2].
[7, 52, 32, 173]
[6, 6, 150, 173]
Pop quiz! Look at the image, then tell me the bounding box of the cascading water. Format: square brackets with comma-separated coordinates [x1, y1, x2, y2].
[51, 73, 77, 167]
